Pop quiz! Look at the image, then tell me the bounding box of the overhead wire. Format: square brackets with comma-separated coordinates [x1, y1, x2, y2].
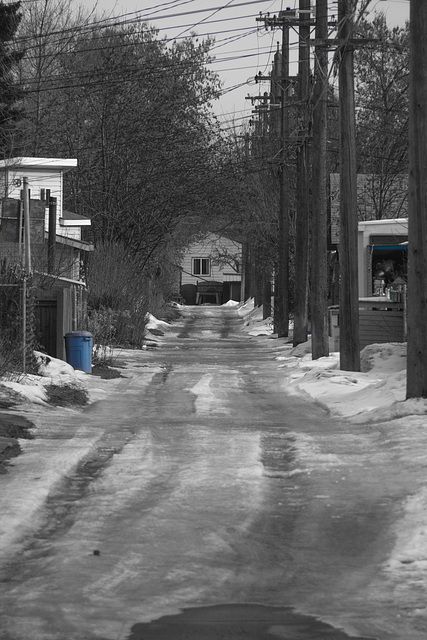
[12, 0, 291, 115]
[13, 0, 408, 139]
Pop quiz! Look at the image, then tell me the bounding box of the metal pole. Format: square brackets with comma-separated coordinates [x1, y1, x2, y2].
[23, 177, 32, 275]
[22, 276, 26, 373]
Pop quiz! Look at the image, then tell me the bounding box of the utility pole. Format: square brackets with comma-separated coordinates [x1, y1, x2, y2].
[251, 109, 263, 308]
[267, 48, 283, 334]
[311, 0, 329, 359]
[22, 177, 32, 375]
[258, 10, 295, 338]
[248, 91, 273, 318]
[277, 11, 292, 337]
[293, 0, 312, 346]
[407, 0, 427, 397]
[256, 11, 294, 337]
[338, 0, 360, 371]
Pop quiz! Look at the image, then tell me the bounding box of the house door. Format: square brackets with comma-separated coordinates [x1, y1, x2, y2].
[35, 300, 57, 357]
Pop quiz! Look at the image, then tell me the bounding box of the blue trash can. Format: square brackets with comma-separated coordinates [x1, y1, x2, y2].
[64, 331, 93, 372]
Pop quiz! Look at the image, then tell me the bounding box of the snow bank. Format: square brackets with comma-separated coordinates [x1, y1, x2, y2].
[240, 304, 427, 601]
[145, 312, 172, 330]
[1, 352, 84, 405]
[0, 351, 103, 405]
[238, 299, 274, 336]
[2, 303, 427, 618]
[235, 303, 410, 420]
[1, 376, 49, 405]
[282, 342, 410, 419]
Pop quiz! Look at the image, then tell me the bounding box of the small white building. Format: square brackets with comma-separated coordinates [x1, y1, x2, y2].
[180, 233, 242, 304]
[0, 157, 91, 247]
[358, 218, 408, 297]
[0, 157, 93, 359]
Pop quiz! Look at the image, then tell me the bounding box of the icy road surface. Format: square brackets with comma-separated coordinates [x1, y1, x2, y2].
[0, 306, 425, 640]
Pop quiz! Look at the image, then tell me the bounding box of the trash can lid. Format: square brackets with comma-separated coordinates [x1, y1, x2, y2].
[65, 331, 93, 338]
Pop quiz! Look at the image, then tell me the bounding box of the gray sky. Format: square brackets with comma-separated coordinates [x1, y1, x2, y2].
[81, 0, 410, 120]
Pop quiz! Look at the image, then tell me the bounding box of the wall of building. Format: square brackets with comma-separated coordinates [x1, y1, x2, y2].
[180, 234, 241, 286]
[1, 167, 64, 234]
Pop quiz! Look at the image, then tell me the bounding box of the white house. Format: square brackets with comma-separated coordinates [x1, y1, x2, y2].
[180, 233, 242, 304]
[0, 157, 93, 360]
[0, 156, 91, 242]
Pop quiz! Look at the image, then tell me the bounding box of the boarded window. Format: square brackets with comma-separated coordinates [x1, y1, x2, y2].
[192, 258, 210, 276]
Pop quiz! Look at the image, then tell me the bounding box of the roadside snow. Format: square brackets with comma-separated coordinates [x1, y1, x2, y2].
[1, 303, 427, 620]
[0, 351, 89, 405]
[145, 312, 172, 330]
[239, 302, 412, 420]
[239, 301, 427, 603]
[222, 299, 240, 307]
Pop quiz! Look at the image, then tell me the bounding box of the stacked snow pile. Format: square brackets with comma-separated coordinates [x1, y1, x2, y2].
[35, 352, 77, 378]
[239, 299, 274, 337]
[144, 312, 172, 339]
[0, 352, 85, 405]
[281, 341, 410, 419]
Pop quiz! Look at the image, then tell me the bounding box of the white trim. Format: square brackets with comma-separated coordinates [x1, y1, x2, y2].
[59, 218, 91, 227]
[34, 271, 87, 287]
[192, 257, 211, 277]
[0, 157, 77, 171]
[44, 232, 94, 251]
[358, 218, 408, 228]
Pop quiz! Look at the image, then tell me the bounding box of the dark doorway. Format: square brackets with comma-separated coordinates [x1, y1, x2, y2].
[35, 300, 57, 357]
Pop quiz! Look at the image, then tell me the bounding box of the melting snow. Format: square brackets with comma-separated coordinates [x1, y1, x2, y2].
[2, 303, 427, 617]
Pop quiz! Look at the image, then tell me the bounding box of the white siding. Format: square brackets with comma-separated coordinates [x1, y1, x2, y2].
[181, 234, 241, 286]
[3, 167, 64, 234]
[59, 226, 82, 241]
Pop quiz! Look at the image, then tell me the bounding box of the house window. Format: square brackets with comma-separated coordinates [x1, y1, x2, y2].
[192, 257, 210, 276]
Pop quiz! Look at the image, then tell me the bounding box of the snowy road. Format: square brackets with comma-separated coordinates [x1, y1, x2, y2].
[0, 306, 425, 639]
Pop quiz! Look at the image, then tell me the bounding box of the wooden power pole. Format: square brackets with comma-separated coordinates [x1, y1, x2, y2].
[407, 0, 427, 397]
[311, 0, 329, 359]
[338, 0, 360, 371]
[276, 12, 292, 338]
[293, 0, 312, 346]
[259, 11, 295, 338]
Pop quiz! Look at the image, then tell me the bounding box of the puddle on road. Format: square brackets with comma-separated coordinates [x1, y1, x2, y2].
[126, 604, 377, 639]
